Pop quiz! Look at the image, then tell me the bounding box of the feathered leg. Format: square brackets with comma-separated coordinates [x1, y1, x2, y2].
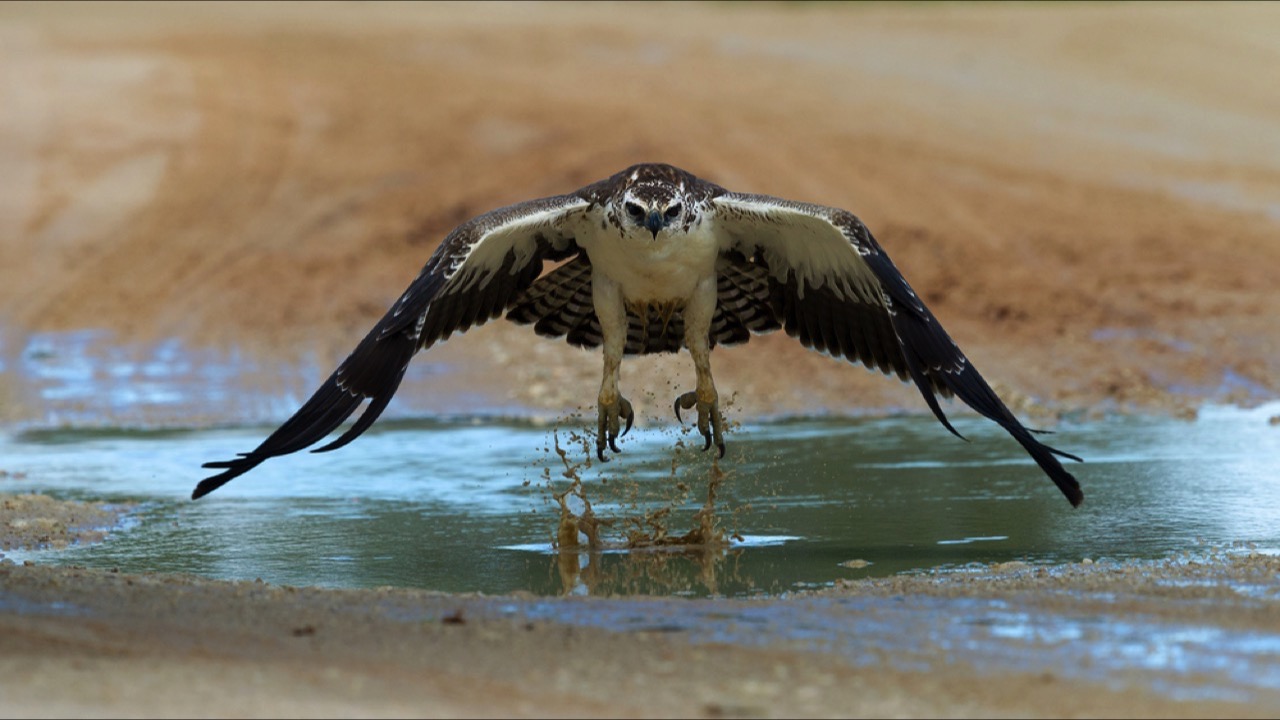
[592, 274, 634, 461]
[674, 276, 725, 457]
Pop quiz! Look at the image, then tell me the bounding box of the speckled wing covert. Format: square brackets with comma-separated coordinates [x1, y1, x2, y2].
[708, 192, 1085, 507]
[193, 193, 593, 499]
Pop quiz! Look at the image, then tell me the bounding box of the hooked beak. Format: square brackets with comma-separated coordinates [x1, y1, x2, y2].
[645, 210, 663, 238]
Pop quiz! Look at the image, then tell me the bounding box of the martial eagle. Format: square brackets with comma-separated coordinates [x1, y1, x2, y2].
[196, 163, 1083, 506]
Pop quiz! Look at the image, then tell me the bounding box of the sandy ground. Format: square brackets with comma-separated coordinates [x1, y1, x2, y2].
[4, 553, 1280, 718]
[0, 493, 130, 551]
[3, 1, 1280, 717]
[2, 1, 1280, 424]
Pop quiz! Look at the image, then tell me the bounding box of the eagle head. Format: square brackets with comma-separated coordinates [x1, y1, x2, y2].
[615, 165, 689, 239]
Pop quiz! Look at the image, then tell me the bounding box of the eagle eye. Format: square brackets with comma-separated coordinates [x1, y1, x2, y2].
[625, 202, 645, 219]
[665, 203, 682, 219]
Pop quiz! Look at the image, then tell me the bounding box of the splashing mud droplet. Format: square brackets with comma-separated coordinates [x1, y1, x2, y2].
[550, 431, 610, 553]
[530, 401, 756, 595]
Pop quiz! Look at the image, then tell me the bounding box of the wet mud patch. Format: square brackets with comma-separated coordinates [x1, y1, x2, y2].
[0, 492, 134, 553]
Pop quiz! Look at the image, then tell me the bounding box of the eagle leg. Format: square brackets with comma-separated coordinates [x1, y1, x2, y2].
[593, 274, 635, 462]
[673, 276, 726, 458]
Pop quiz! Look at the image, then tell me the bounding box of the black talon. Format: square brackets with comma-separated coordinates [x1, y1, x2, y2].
[674, 392, 699, 425]
[701, 431, 712, 452]
[716, 442, 726, 459]
[598, 396, 633, 461]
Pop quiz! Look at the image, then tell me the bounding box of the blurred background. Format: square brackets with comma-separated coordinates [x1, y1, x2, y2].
[4, 13, 1280, 716]
[1, 0, 1278, 428]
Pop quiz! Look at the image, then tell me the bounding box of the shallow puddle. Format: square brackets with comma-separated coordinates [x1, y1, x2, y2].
[5, 334, 1280, 707]
[2, 402, 1278, 597]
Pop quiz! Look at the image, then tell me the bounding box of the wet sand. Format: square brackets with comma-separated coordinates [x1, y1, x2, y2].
[0, 493, 130, 551]
[3, 1, 1280, 717]
[3, 553, 1279, 718]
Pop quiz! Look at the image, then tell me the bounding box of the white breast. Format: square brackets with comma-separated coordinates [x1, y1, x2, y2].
[580, 218, 720, 304]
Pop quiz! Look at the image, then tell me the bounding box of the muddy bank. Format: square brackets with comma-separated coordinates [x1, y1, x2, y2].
[3, 555, 1279, 718]
[0, 493, 130, 553]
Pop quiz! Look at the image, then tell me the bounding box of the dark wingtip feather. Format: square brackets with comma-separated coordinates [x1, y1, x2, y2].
[193, 459, 264, 499]
[1008, 428, 1085, 507]
[311, 378, 402, 454]
[192, 330, 415, 499]
[886, 295, 1085, 507]
[898, 340, 969, 443]
[1055, 447, 1085, 463]
[939, 364, 1085, 507]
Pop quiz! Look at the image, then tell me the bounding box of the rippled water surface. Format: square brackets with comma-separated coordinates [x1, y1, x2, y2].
[4, 403, 1278, 597]
[6, 332, 1280, 705]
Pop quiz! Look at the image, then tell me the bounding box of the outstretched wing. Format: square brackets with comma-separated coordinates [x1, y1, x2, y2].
[710, 192, 1084, 507]
[193, 194, 592, 499]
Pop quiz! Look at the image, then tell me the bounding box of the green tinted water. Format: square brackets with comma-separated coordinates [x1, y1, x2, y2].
[4, 404, 1278, 597]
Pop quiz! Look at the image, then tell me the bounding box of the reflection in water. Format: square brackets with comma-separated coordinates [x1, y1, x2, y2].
[539, 423, 750, 596]
[506, 536, 797, 597]
[552, 544, 739, 597]
[1, 402, 1279, 597]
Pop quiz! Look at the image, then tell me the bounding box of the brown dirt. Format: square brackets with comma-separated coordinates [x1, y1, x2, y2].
[4, 557, 1279, 719]
[4, 2, 1280, 717]
[0, 493, 130, 552]
[3, 1, 1278, 425]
